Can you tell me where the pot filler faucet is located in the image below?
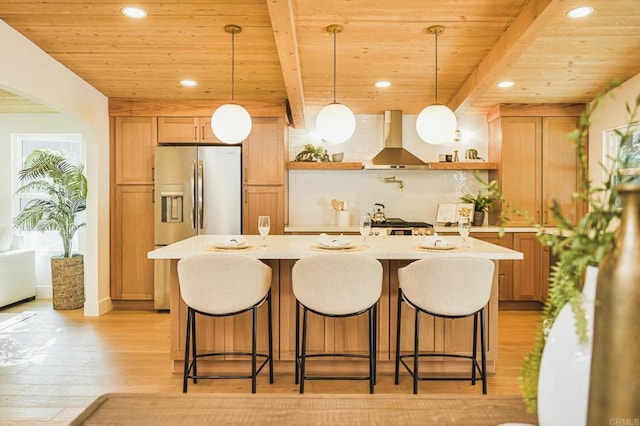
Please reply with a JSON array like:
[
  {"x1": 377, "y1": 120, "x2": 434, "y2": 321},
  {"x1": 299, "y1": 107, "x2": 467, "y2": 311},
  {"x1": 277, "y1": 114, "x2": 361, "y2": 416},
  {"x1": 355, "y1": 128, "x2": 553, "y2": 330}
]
[{"x1": 384, "y1": 175, "x2": 404, "y2": 189}]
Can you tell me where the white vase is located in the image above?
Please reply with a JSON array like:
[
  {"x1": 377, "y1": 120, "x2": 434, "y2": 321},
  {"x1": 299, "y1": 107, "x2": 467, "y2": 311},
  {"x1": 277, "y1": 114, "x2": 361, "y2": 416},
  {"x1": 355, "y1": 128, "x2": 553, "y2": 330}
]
[{"x1": 537, "y1": 265, "x2": 598, "y2": 426}]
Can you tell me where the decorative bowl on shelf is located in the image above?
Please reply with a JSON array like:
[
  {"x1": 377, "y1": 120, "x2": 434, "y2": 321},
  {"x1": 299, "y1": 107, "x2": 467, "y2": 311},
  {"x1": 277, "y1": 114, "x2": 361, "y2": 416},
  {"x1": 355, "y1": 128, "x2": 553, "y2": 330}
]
[{"x1": 331, "y1": 152, "x2": 344, "y2": 162}]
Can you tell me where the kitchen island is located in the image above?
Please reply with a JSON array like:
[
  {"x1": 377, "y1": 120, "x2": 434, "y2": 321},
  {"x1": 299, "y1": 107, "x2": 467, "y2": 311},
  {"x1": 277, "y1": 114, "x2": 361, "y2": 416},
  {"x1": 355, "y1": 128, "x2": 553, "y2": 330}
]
[{"x1": 148, "y1": 235, "x2": 523, "y2": 374}]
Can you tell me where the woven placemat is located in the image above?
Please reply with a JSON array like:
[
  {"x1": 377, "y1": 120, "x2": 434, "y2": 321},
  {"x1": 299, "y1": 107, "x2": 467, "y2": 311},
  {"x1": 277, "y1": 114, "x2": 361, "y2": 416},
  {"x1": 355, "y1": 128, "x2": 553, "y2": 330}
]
[
  {"x1": 310, "y1": 245, "x2": 364, "y2": 252},
  {"x1": 412, "y1": 245, "x2": 462, "y2": 252},
  {"x1": 204, "y1": 244, "x2": 259, "y2": 252}
]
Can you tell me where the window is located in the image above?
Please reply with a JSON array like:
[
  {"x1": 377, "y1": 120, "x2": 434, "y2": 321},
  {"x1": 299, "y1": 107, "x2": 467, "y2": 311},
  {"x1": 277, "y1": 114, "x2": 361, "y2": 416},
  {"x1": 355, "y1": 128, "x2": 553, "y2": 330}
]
[{"x1": 12, "y1": 133, "x2": 84, "y2": 253}]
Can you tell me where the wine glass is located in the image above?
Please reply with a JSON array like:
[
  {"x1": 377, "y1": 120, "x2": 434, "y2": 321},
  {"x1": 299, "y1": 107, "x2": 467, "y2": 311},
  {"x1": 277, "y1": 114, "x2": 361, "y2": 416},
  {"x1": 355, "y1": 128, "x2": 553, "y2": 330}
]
[
  {"x1": 258, "y1": 216, "x2": 270, "y2": 248},
  {"x1": 359, "y1": 215, "x2": 372, "y2": 247},
  {"x1": 458, "y1": 216, "x2": 471, "y2": 249}
]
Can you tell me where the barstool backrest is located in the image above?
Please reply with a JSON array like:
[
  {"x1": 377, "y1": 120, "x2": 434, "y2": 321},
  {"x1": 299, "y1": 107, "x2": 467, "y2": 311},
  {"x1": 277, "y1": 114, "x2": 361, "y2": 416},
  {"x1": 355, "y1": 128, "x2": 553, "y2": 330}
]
[
  {"x1": 292, "y1": 254, "x2": 383, "y2": 315},
  {"x1": 178, "y1": 254, "x2": 271, "y2": 315},
  {"x1": 398, "y1": 257, "x2": 494, "y2": 316}
]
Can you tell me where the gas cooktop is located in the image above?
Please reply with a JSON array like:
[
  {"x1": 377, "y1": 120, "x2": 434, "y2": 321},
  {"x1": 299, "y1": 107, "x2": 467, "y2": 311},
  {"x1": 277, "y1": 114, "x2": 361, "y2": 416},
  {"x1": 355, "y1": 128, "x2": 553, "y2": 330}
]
[{"x1": 371, "y1": 218, "x2": 433, "y2": 228}]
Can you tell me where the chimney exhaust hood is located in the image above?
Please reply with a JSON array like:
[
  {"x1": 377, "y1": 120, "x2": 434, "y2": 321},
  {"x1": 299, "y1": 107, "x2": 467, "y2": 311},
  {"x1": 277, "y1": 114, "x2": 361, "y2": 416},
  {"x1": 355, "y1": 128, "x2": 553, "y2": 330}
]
[{"x1": 364, "y1": 110, "x2": 430, "y2": 169}]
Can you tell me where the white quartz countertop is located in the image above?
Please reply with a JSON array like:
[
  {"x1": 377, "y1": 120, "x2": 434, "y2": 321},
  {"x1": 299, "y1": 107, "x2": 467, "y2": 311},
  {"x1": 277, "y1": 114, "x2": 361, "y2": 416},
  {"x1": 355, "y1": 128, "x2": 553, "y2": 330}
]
[
  {"x1": 148, "y1": 234, "x2": 523, "y2": 261},
  {"x1": 284, "y1": 224, "x2": 542, "y2": 234}
]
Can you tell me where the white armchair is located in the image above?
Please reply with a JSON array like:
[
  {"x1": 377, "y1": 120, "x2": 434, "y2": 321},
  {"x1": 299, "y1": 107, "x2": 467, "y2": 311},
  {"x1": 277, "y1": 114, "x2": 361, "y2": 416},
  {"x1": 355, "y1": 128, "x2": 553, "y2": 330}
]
[{"x1": 0, "y1": 225, "x2": 36, "y2": 309}]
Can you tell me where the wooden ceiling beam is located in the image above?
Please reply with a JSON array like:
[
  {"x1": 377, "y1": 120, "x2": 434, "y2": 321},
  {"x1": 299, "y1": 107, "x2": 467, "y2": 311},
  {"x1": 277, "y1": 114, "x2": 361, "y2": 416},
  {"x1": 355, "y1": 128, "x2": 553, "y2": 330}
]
[
  {"x1": 266, "y1": 0, "x2": 307, "y2": 128},
  {"x1": 449, "y1": 0, "x2": 561, "y2": 115}
]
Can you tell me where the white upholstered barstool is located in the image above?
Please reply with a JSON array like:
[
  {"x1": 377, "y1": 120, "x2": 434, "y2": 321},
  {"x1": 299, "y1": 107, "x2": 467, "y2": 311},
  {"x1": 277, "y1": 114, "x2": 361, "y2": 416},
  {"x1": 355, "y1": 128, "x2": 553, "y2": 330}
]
[
  {"x1": 394, "y1": 256, "x2": 495, "y2": 394},
  {"x1": 292, "y1": 253, "x2": 383, "y2": 394},
  {"x1": 177, "y1": 254, "x2": 273, "y2": 393}
]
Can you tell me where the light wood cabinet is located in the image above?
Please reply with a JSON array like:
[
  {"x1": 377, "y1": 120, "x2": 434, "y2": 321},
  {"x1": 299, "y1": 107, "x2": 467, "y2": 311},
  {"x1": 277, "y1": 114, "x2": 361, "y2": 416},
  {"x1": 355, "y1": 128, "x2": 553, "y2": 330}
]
[
  {"x1": 243, "y1": 186, "x2": 284, "y2": 235},
  {"x1": 111, "y1": 116, "x2": 157, "y2": 304},
  {"x1": 471, "y1": 233, "x2": 514, "y2": 302},
  {"x1": 242, "y1": 118, "x2": 285, "y2": 185},
  {"x1": 111, "y1": 185, "x2": 155, "y2": 301},
  {"x1": 242, "y1": 117, "x2": 286, "y2": 234},
  {"x1": 114, "y1": 116, "x2": 156, "y2": 184},
  {"x1": 489, "y1": 111, "x2": 583, "y2": 227},
  {"x1": 512, "y1": 233, "x2": 545, "y2": 301},
  {"x1": 157, "y1": 116, "x2": 220, "y2": 143}
]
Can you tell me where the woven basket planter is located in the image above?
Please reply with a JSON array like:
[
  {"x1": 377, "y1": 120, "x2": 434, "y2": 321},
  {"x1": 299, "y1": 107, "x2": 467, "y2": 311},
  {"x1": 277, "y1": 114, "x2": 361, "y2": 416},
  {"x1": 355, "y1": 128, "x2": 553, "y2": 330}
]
[{"x1": 51, "y1": 255, "x2": 85, "y2": 310}]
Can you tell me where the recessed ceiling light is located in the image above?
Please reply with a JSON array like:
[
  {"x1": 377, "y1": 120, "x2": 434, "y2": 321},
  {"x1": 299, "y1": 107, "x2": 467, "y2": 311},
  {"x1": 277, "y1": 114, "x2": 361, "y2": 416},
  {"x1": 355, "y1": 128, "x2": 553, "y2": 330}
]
[
  {"x1": 180, "y1": 80, "x2": 198, "y2": 87},
  {"x1": 566, "y1": 6, "x2": 593, "y2": 18},
  {"x1": 497, "y1": 81, "x2": 515, "y2": 88},
  {"x1": 375, "y1": 81, "x2": 392, "y2": 88},
  {"x1": 121, "y1": 7, "x2": 147, "y2": 19}
]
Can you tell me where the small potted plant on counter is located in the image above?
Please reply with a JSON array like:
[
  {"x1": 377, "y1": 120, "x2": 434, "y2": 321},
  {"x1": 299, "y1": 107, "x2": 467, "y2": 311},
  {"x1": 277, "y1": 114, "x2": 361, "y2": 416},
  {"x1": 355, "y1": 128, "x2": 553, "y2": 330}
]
[{"x1": 460, "y1": 192, "x2": 492, "y2": 226}]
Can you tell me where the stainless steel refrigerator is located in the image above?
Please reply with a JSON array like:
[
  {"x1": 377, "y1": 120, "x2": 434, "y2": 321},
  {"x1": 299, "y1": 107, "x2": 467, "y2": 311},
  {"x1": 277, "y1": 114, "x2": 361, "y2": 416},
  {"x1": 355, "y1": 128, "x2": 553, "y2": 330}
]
[{"x1": 153, "y1": 145, "x2": 241, "y2": 309}]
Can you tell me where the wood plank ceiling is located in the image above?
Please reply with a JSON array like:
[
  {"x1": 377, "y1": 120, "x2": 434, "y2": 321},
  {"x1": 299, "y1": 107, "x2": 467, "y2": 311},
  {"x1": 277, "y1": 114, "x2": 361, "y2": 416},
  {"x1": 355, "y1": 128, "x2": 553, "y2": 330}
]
[{"x1": 0, "y1": 0, "x2": 638, "y2": 127}]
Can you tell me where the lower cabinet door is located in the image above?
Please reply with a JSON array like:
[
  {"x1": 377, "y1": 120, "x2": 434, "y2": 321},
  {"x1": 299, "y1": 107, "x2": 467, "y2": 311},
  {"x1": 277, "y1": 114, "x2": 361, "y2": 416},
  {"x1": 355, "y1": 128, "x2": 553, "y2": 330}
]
[
  {"x1": 242, "y1": 185, "x2": 284, "y2": 235},
  {"x1": 112, "y1": 185, "x2": 154, "y2": 300}
]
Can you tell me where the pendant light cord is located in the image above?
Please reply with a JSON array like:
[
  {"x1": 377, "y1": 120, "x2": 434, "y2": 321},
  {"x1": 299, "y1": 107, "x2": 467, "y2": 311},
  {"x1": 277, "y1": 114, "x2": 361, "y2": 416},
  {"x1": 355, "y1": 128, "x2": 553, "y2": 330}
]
[
  {"x1": 434, "y1": 29, "x2": 438, "y2": 104},
  {"x1": 332, "y1": 29, "x2": 337, "y2": 104},
  {"x1": 231, "y1": 30, "x2": 236, "y2": 102}
]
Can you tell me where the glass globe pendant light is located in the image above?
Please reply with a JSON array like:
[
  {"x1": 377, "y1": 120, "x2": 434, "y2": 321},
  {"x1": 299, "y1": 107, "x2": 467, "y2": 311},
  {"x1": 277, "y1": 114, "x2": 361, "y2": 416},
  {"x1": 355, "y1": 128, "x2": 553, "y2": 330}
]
[
  {"x1": 211, "y1": 24, "x2": 252, "y2": 144},
  {"x1": 316, "y1": 24, "x2": 356, "y2": 145},
  {"x1": 415, "y1": 25, "x2": 457, "y2": 145}
]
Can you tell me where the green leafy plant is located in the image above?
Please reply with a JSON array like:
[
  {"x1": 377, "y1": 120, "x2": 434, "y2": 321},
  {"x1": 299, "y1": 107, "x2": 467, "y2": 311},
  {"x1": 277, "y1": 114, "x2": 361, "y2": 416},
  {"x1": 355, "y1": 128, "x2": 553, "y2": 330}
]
[
  {"x1": 13, "y1": 149, "x2": 88, "y2": 258},
  {"x1": 485, "y1": 85, "x2": 640, "y2": 412},
  {"x1": 294, "y1": 144, "x2": 324, "y2": 162},
  {"x1": 460, "y1": 192, "x2": 493, "y2": 212}
]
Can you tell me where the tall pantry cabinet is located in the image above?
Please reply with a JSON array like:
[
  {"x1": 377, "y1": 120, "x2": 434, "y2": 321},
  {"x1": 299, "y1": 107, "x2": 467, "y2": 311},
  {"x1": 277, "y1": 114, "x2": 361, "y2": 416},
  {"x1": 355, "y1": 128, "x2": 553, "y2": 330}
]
[
  {"x1": 488, "y1": 104, "x2": 585, "y2": 303},
  {"x1": 110, "y1": 117, "x2": 157, "y2": 307},
  {"x1": 242, "y1": 117, "x2": 286, "y2": 235}
]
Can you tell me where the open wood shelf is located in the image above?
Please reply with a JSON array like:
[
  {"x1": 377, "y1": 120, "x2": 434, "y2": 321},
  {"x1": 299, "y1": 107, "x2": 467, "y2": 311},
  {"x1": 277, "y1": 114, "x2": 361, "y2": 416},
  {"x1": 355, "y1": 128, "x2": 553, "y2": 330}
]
[
  {"x1": 287, "y1": 161, "x2": 496, "y2": 171},
  {"x1": 426, "y1": 162, "x2": 497, "y2": 170},
  {"x1": 287, "y1": 161, "x2": 363, "y2": 170}
]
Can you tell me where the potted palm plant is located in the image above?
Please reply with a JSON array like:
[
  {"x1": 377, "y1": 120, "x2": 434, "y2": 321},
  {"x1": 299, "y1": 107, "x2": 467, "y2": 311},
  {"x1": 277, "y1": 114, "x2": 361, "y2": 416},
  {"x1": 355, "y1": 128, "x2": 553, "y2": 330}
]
[
  {"x1": 460, "y1": 192, "x2": 493, "y2": 226},
  {"x1": 13, "y1": 149, "x2": 87, "y2": 310}
]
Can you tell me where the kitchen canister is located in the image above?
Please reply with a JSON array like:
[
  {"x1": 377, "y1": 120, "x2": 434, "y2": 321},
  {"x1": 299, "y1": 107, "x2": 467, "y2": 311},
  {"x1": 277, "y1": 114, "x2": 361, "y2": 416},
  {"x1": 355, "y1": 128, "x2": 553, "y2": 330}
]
[{"x1": 336, "y1": 211, "x2": 351, "y2": 227}]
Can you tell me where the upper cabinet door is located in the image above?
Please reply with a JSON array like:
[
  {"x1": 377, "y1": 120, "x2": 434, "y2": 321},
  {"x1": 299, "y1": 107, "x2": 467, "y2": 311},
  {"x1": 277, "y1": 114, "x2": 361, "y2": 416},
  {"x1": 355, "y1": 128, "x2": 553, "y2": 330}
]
[
  {"x1": 115, "y1": 116, "x2": 157, "y2": 184},
  {"x1": 542, "y1": 116, "x2": 581, "y2": 226},
  {"x1": 157, "y1": 117, "x2": 198, "y2": 143},
  {"x1": 500, "y1": 116, "x2": 542, "y2": 225},
  {"x1": 199, "y1": 116, "x2": 221, "y2": 143},
  {"x1": 157, "y1": 117, "x2": 222, "y2": 143},
  {"x1": 242, "y1": 118, "x2": 285, "y2": 185}
]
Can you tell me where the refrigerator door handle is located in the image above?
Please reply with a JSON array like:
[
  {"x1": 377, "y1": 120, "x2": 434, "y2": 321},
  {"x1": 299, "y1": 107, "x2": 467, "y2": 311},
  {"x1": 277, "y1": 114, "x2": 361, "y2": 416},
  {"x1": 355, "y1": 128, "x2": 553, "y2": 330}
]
[
  {"x1": 190, "y1": 160, "x2": 196, "y2": 229},
  {"x1": 198, "y1": 160, "x2": 204, "y2": 230}
]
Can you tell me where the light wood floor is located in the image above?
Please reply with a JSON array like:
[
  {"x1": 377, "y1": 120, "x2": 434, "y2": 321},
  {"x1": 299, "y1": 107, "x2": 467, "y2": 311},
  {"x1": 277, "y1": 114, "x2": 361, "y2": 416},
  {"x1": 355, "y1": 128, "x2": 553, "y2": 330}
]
[{"x1": 0, "y1": 300, "x2": 541, "y2": 425}]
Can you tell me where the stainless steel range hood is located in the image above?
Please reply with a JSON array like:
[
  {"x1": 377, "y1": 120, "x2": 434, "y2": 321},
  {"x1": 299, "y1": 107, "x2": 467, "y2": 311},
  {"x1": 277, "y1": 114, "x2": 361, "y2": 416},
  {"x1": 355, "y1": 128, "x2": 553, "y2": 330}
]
[{"x1": 364, "y1": 110, "x2": 430, "y2": 169}]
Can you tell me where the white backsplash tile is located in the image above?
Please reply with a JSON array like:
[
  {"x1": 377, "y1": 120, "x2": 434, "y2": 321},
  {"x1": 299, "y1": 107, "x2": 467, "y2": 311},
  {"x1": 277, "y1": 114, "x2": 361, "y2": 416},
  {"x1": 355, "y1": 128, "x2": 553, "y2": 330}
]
[{"x1": 288, "y1": 112, "x2": 489, "y2": 226}]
